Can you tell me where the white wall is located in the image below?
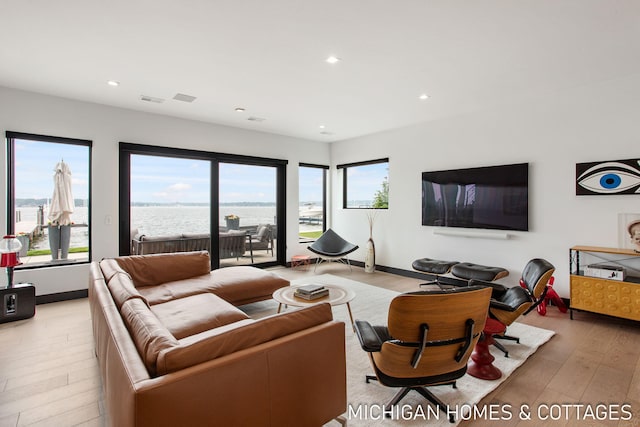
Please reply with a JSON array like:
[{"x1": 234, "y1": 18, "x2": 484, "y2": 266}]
[
  {"x1": 3, "y1": 70, "x2": 639, "y2": 299},
  {"x1": 0, "y1": 86, "x2": 330, "y2": 296},
  {"x1": 330, "y1": 73, "x2": 640, "y2": 297}
]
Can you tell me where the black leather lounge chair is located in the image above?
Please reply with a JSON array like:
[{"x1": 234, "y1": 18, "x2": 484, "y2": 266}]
[
  {"x1": 470, "y1": 258, "x2": 555, "y2": 356},
  {"x1": 307, "y1": 228, "x2": 359, "y2": 272},
  {"x1": 354, "y1": 286, "x2": 492, "y2": 423}
]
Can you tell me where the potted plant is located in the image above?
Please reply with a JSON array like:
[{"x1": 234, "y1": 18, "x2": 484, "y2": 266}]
[
  {"x1": 225, "y1": 214, "x2": 240, "y2": 230},
  {"x1": 48, "y1": 220, "x2": 72, "y2": 260},
  {"x1": 16, "y1": 233, "x2": 29, "y2": 257}
]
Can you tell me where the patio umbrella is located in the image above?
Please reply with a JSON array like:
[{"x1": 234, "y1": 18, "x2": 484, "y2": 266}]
[
  {"x1": 48, "y1": 160, "x2": 74, "y2": 260},
  {"x1": 48, "y1": 160, "x2": 74, "y2": 226}
]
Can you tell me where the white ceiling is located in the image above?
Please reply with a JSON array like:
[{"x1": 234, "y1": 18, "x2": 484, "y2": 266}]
[{"x1": 1, "y1": 1, "x2": 639, "y2": 142}]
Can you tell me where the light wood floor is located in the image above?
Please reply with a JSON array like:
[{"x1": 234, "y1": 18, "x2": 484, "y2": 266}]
[{"x1": 1, "y1": 264, "x2": 639, "y2": 426}]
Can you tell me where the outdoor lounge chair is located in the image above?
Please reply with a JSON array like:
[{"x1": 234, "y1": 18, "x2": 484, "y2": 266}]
[
  {"x1": 219, "y1": 230, "x2": 247, "y2": 260},
  {"x1": 249, "y1": 224, "x2": 274, "y2": 257},
  {"x1": 307, "y1": 228, "x2": 359, "y2": 272}
]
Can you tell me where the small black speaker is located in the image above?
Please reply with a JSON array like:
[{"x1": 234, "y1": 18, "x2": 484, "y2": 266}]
[{"x1": 0, "y1": 283, "x2": 35, "y2": 323}]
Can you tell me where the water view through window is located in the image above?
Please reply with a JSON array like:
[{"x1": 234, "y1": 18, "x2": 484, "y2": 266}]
[
  {"x1": 129, "y1": 156, "x2": 278, "y2": 266},
  {"x1": 130, "y1": 155, "x2": 211, "y2": 237},
  {"x1": 10, "y1": 136, "x2": 90, "y2": 267},
  {"x1": 343, "y1": 160, "x2": 389, "y2": 208},
  {"x1": 219, "y1": 163, "x2": 277, "y2": 266},
  {"x1": 298, "y1": 165, "x2": 325, "y2": 241}
]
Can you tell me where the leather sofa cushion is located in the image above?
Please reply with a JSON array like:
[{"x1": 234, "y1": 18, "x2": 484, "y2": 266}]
[
  {"x1": 104, "y1": 270, "x2": 149, "y2": 309},
  {"x1": 99, "y1": 258, "x2": 130, "y2": 282},
  {"x1": 138, "y1": 266, "x2": 289, "y2": 306},
  {"x1": 207, "y1": 266, "x2": 289, "y2": 305},
  {"x1": 115, "y1": 251, "x2": 211, "y2": 287},
  {"x1": 120, "y1": 298, "x2": 179, "y2": 376},
  {"x1": 151, "y1": 293, "x2": 250, "y2": 339},
  {"x1": 98, "y1": 259, "x2": 148, "y2": 308},
  {"x1": 137, "y1": 274, "x2": 212, "y2": 305},
  {"x1": 156, "y1": 303, "x2": 333, "y2": 375}
]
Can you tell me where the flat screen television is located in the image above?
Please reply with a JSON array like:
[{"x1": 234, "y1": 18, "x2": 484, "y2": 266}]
[{"x1": 422, "y1": 163, "x2": 529, "y2": 232}]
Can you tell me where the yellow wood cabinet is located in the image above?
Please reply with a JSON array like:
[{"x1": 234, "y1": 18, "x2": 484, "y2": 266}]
[{"x1": 570, "y1": 246, "x2": 640, "y2": 321}]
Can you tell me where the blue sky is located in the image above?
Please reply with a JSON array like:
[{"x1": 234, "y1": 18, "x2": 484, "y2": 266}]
[
  {"x1": 299, "y1": 166, "x2": 324, "y2": 203},
  {"x1": 345, "y1": 162, "x2": 389, "y2": 203},
  {"x1": 132, "y1": 155, "x2": 278, "y2": 204},
  {"x1": 15, "y1": 139, "x2": 89, "y2": 201},
  {"x1": 131, "y1": 157, "x2": 388, "y2": 204},
  {"x1": 131, "y1": 155, "x2": 211, "y2": 203},
  {"x1": 14, "y1": 141, "x2": 387, "y2": 205}
]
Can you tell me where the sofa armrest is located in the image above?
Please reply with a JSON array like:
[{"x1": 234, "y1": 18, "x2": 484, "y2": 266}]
[
  {"x1": 114, "y1": 251, "x2": 212, "y2": 287},
  {"x1": 156, "y1": 303, "x2": 333, "y2": 375},
  {"x1": 131, "y1": 320, "x2": 346, "y2": 427}
]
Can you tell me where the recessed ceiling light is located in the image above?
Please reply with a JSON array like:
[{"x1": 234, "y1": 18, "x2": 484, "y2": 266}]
[
  {"x1": 419, "y1": 93, "x2": 430, "y2": 100},
  {"x1": 235, "y1": 107, "x2": 246, "y2": 112},
  {"x1": 107, "y1": 80, "x2": 120, "y2": 87},
  {"x1": 319, "y1": 125, "x2": 326, "y2": 129},
  {"x1": 326, "y1": 56, "x2": 341, "y2": 64}
]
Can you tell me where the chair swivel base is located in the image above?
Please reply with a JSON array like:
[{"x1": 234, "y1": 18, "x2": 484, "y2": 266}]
[
  {"x1": 467, "y1": 318, "x2": 504, "y2": 380},
  {"x1": 365, "y1": 375, "x2": 456, "y2": 423},
  {"x1": 493, "y1": 333, "x2": 520, "y2": 357}
]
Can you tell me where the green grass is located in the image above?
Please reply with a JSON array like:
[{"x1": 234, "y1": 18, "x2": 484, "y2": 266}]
[
  {"x1": 27, "y1": 247, "x2": 89, "y2": 256},
  {"x1": 299, "y1": 231, "x2": 323, "y2": 239}
]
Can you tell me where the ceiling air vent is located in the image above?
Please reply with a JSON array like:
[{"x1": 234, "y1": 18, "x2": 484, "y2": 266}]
[
  {"x1": 247, "y1": 116, "x2": 266, "y2": 122},
  {"x1": 173, "y1": 93, "x2": 197, "y2": 103},
  {"x1": 140, "y1": 95, "x2": 165, "y2": 103}
]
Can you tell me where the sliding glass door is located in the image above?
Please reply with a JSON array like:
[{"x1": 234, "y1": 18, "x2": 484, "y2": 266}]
[
  {"x1": 218, "y1": 163, "x2": 277, "y2": 266},
  {"x1": 129, "y1": 154, "x2": 211, "y2": 256},
  {"x1": 119, "y1": 143, "x2": 286, "y2": 270}
]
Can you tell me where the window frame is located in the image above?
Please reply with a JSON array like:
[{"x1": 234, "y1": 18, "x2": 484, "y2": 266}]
[
  {"x1": 119, "y1": 142, "x2": 287, "y2": 270},
  {"x1": 6, "y1": 131, "x2": 93, "y2": 269},
  {"x1": 298, "y1": 163, "x2": 329, "y2": 241},
  {"x1": 337, "y1": 157, "x2": 389, "y2": 209}
]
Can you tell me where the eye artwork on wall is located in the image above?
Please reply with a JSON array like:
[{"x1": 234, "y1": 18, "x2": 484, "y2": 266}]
[{"x1": 576, "y1": 158, "x2": 640, "y2": 195}]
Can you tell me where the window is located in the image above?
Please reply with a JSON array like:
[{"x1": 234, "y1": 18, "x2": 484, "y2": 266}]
[
  {"x1": 219, "y1": 162, "x2": 278, "y2": 266},
  {"x1": 119, "y1": 142, "x2": 287, "y2": 269},
  {"x1": 298, "y1": 164, "x2": 327, "y2": 241},
  {"x1": 6, "y1": 132, "x2": 91, "y2": 267},
  {"x1": 130, "y1": 153, "x2": 211, "y2": 253},
  {"x1": 337, "y1": 158, "x2": 389, "y2": 209}
]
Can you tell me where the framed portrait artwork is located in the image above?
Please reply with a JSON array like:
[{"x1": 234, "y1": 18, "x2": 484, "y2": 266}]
[{"x1": 619, "y1": 213, "x2": 640, "y2": 253}]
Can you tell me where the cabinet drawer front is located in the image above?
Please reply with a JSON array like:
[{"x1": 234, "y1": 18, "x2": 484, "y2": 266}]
[{"x1": 570, "y1": 276, "x2": 640, "y2": 321}]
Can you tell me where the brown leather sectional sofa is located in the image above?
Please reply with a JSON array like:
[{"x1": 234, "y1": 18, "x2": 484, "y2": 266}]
[{"x1": 89, "y1": 251, "x2": 347, "y2": 426}]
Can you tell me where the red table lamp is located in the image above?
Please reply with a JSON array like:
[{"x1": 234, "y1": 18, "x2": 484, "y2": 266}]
[{"x1": 0, "y1": 235, "x2": 23, "y2": 288}]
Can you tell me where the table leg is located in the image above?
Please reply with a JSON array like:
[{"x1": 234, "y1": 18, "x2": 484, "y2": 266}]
[
  {"x1": 277, "y1": 303, "x2": 283, "y2": 313},
  {"x1": 467, "y1": 333, "x2": 502, "y2": 380}
]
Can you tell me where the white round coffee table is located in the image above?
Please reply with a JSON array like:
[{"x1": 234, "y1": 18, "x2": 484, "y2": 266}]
[{"x1": 273, "y1": 283, "x2": 356, "y2": 330}]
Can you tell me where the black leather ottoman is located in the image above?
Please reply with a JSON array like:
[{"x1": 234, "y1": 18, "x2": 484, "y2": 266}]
[
  {"x1": 412, "y1": 258, "x2": 459, "y2": 275},
  {"x1": 451, "y1": 262, "x2": 509, "y2": 281},
  {"x1": 412, "y1": 258, "x2": 461, "y2": 289}
]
